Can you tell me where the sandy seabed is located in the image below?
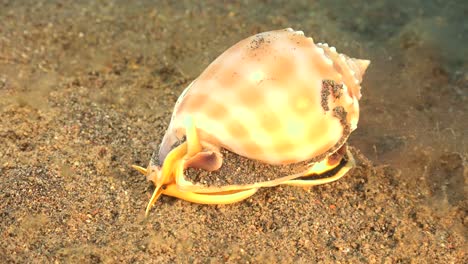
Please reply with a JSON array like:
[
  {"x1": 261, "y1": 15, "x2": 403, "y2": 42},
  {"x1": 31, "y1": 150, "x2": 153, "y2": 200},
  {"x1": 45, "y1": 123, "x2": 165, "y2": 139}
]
[{"x1": 0, "y1": 1, "x2": 466, "y2": 263}]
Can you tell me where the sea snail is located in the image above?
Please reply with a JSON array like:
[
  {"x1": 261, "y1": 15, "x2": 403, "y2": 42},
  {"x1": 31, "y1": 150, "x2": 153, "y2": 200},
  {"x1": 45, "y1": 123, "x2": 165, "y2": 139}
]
[{"x1": 133, "y1": 28, "x2": 370, "y2": 215}]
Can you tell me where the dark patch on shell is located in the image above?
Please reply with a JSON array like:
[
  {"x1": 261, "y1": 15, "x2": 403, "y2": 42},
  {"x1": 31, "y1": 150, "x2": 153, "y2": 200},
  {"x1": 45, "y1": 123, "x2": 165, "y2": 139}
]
[
  {"x1": 250, "y1": 34, "x2": 267, "y2": 50},
  {"x1": 321, "y1": 80, "x2": 344, "y2": 112},
  {"x1": 331, "y1": 82, "x2": 343, "y2": 99},
  {"x1": 333, "y1": 106, "x2": 348, "y2": 126},
  {"x1": 333, "y1": 106, "x2": 351, "y2": 147},
  {"x1": 321, "y1": 81, "x2": 331, "y2": 112}
]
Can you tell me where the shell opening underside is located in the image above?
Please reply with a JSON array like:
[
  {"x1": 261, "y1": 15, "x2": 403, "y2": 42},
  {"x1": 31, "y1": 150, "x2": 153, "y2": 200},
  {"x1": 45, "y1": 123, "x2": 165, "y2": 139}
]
[{"x1": 181, "y1": 144, "x2": 351, "y2": 191}]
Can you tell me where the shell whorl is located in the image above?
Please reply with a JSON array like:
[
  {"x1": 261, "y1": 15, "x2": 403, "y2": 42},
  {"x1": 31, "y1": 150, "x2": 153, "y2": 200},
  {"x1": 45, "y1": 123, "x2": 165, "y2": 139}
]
[{"x1": 316, "y1": 43, "x2": 370, "y2": 100}]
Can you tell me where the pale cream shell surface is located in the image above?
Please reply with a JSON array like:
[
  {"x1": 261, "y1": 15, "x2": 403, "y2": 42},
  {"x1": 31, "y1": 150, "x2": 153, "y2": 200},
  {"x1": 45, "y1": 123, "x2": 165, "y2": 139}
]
[{"x1": 159, "y1": 28, "x2": 369, "y2": 166}]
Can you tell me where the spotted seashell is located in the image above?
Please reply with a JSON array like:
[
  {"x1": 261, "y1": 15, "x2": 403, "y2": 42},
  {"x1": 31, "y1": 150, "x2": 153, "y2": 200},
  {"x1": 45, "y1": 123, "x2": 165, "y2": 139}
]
[{"x1": 157, "y1": 28, "x2": 370, "y2": 168}]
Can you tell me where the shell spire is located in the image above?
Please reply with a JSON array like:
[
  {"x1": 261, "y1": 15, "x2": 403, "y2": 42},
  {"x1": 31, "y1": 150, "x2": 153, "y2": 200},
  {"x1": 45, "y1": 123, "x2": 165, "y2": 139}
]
[
  {"x1": 355, "y1": 59, "x2": 371, "y2": 77},
  {"x1": 347, "y1": 58, "x2": 370, "y2": 99},
  {"x1": 316, "y1": 43, "x2": 370, "y2": 100}
]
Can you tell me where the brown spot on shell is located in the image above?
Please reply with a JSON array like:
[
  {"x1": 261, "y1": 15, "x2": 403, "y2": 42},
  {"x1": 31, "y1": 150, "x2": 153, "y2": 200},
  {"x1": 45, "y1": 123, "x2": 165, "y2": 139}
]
[
  {"x1": 205, "y1": 100, "x2": 230, "y2": 121},
  {"x1": 257, "y1": 110, "x2": 282, "y2": 134},
  {"x1": 237, "y1": 85, "x2": 263, "y2": 108},
  {"x1": 225, "y1": 120, "x2": 250, "y2": 139},
  {"x1": 272, "y1": 139, "x2": 296, "y2": 157},
  {"x1": 269, "y1": 54, "x2": 296, "y2": 85},
  {"x1": 179, "y1": 93, "x2": 210, "y2": 113}
]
